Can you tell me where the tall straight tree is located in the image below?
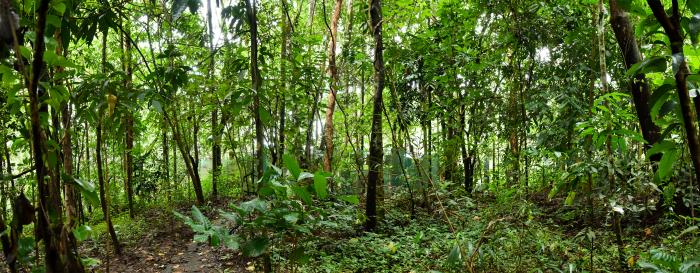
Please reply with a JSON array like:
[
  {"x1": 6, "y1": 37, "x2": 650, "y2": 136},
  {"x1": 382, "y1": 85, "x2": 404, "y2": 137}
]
[
  {"x1": 322, "y1": 0, "x2": 343, "y2": 173},
  {"x1": 244, "y1": 0, "x2": 265, "y2": 180},
  {"x1": 97, "y1": 28, "x2": 121, "y2": 254},
  {"x1": 207, "y1": 0, "x2": 221, "y2": 196},
  {"x1": 122, "y1": 19, "x2": 135, "y2": 219},
  {"x1": 365, "y1": 0, "x2": 385, "y2": 231}
]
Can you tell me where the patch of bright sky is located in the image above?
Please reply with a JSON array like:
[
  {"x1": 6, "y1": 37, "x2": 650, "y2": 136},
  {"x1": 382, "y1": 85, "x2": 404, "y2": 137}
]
[{"x1": 198, "y1": 0, "x2": 225, "y2": 48}]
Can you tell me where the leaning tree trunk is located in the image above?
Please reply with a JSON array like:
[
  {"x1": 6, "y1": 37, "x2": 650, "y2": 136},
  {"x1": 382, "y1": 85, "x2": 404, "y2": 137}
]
[
  {"x1": 365, "y1": 0, "x2": 385, "y2": 232},
  {"x1": 646, "y1": 0, "x2": 700, "y2": 190},
  {"x1": 609, "y1": 0, "x2": 660, "y2": 159}
]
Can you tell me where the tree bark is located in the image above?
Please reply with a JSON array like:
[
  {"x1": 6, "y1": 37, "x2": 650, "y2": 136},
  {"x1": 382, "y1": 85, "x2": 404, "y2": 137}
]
[
  {"x1": 122, "y1": 22, "x2": 135, "y2": 219},
  {"x1": 365, "y1": 0, "x2": 385, "y2": 231},
  {"x1": 98, "y1": 29, "x2": 121, "y2": 255},
  {"x1": 322, "y1": 0, "x2": 343, "y2": 174},
  {"x1": 609, "y1": 0, "x2": 660, "y2": 160},
  {"x1": 22, "y1": 0, "x2": 77, "y2": 271},
  {"x1": 245, "y1": 0, "x2": 265, "y2": 181},
  {"x1": 278, "y1": 0, "x2": 292, "y2": 165},
  {"x1": 646, "y1": 0, "x2": 700, "y2": 189},
  {"x1": 207, "y1": 0, "x2": 221, "y2": 197}
]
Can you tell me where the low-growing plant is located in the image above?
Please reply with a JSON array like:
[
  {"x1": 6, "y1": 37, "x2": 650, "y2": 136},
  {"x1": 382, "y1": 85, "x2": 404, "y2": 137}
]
[{"x1": 175, "y1": 154, "x2": 358, "y2": 272}]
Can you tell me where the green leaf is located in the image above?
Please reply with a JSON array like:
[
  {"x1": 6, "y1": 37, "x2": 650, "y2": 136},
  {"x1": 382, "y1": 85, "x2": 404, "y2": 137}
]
[
  {"x1": 690, "y1": 1, "x2": 700, "y2": 14},
  {"x1": 678, "y1": 226, "x2": 698, "y2": 238},
  {"x1": 242, "y1": 237, "x2": 269, "y2": 257},
  {"x1": 292, "y1": 186, "x2": 312, "y2": 204},
  {"x1": 259, "y1": 107, "x2": 272, "y2": 125},
  {"x1": 338, "y1": 195, "x2": 359, "y2": 205},
  {"x1": 283, "y1": 154, "x2": 301, "y2": 180},
  {"x1": 691, "y1": 14, "x2": 700, "y2": 44},
  {"x1": 565, "y1": 191, "x2": 576, "y2": 206},
  {"x1": 70, "y1": 177, "x2": 100, "y2": 208},
  {"x1": 73, "y1": 225, "x2": 92, "y2": 241},
  {"x1": 194, "y1": 234, "x2": 208, "y2": 243},
  {"x1": 219, "y1": 210, "x2": 241, "y2": 225},
  {"x1": 626, "y1": 56, "x2": 667, "y2": 77},
  {"x1": 447, "y1": 244, "x2": 462, "y2": 267},
  {"x1": 52, "y1": 2, "x2": 66, "y2": 14},
  {"x1": 297, "y1": 172, "x2": 314, "y2": 181},
  {"x1": 313, "y1": 171, "x2": 328, "y2": 199},
  {"x1": 647, "y1": 141, "x2": 675, "y2": 158},
  {"x1": 191, "y1": 206, "x2": 209, "y2": 226},
  {"x1": 239, "y1": 198, "x2": 268, "y2": 213},
  {"x1": 283, "y1": 213, "x2": 299, "y2": 224},
  {"x1": 617, "y1": 0, "x2": 633, "y2": 10},
  {"x1": 290, "y1": 246, "x2": 310, "y2": 264},
  {"x1": 658, "y1": 148, "x2": 679, "y2": 180}
]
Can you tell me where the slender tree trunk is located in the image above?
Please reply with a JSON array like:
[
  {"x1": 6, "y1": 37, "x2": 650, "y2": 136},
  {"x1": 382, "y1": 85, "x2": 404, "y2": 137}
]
[
  {"x1": 245, "y1": 0, "x2": 265, "y2": 182},
  {"x1": 98, "y1": 29, "x2": 121, "y2": 255},
  {"x1": 122, "y1": 22, "x2": 135, "y2": 219},
  {"x1": 96, "y1": 117, "x2": 121, "y2": 255},
  {"x1": 163, "y1": 120, "x2": 170, "y2": 201},
  {"x1": 322, "y1": 0, "x2": 343, "y2": 174},
  {"x1": 168, "y1": 115, "x2": 205, "y2": 204},
  {"x1": 279, "y1": 0, "x2": 292, "y2": 163},
  {"x1": 207, "y1": 0, "x2": 221, "y2": 197},
  {"x1": 646, "y1": 0, "x2": 700, "y2": 190},
  {"x1": 365, "y1": 0, "x2": 385, "y2": 231}
]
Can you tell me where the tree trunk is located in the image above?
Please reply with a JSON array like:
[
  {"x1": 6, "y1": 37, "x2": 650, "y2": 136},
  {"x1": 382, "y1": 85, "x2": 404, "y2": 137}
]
[
  {"x1": 322, "y1": 0, "x2": 343, "y2": 174},
  {"x1": 279, "y1": 0, "x2": 292, "y2": 164},
  {"x1": 163, "y1": 120, "x2": 170, "y2": 201},
  {"x1": 365, "y1": 0, "x2": 385, "y2": 231},
  {"x1": 646, "y1": 0, "x2": 700, "y2": 190},
  {"x1": 207, "y1": 0, "x2": 221, "y2": 197},
  {"x1": 122, "y1": 23, "x2": 135, "y2": 219},
  {"x1": 245, "y1": 0, "x2": 265, "y2": 182},
  {"x1": 609, "y1": 0, "x2": 660, "y2": 160},
  {"x1": 22, "y1": 0, "x2": 78, "y2": 271},
  {"x1": 96, "y1": 117, "x2": 121, "y2": 255},
  {"x1": 98, "y1": 29, "x2": 121, "y2": 255}
]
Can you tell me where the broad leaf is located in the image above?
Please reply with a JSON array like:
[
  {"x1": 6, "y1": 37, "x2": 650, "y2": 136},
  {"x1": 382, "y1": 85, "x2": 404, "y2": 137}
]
[
  {"x1": 242, "y1": 237, "x2": 269, "y2": 257},
  {"x1": 626, "y1": 56, "x2": 667, "y2": 77},
  {"x1": 283, "y1": 154, "x2": 301, "y2": 180},
  {"x1": 313, "y1": 171, "x2": 328, "y2": 199}
]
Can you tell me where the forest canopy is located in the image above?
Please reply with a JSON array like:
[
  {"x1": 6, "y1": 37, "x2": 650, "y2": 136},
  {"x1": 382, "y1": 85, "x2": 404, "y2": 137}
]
[{"x1": 1, "y1": 0, "x2": 700, "y2": 272}]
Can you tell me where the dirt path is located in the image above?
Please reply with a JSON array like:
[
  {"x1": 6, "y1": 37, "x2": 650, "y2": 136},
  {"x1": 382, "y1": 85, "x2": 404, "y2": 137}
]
[{"x1": 87, "y1": 210, "x2": 248, "y2": 273}]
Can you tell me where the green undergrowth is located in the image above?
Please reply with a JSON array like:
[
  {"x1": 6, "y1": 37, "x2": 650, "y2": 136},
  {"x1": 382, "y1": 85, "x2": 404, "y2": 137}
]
[{"x1": 85, "y1": 189, "x2": 699, "y2": 273}]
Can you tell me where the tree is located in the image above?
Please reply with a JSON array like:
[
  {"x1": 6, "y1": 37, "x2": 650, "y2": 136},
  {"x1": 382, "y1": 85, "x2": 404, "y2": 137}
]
[
  {"x1": 365, "y1": 0, "x2": 385, "y2": 231},
  {"x1": 645, "y1": 0, "x2": 700, "y2": 188},
  {"x1": 244, "y1": 0, "x2": 265, "y2": 182},
  {"x1": 608, "y1": 0, "x2": 660, "y2": 158},
  {"x1": 322, "y1": 0, "x2": 343, "y2": 174}
]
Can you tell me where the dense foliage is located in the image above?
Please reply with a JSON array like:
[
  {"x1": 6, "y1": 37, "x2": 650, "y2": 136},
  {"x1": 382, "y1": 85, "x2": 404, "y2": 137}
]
[{"x1": 0, "y1": 0, "x2": 699, "y2": 272}]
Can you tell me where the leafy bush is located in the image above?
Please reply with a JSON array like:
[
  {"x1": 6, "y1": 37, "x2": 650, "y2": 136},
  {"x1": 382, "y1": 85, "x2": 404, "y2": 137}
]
[{"x1": 175, "y1": 154, "x2": 358, "y2": 271}]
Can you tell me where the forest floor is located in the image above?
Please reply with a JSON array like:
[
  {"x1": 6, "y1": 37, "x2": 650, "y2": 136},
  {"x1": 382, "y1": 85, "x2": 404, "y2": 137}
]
[
  {"x1": 83, "y1": 199, "x2": 250, "y2": 273},
  {"x1": 77, "y1": 190, "x2": 697, "y2": 273}
]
